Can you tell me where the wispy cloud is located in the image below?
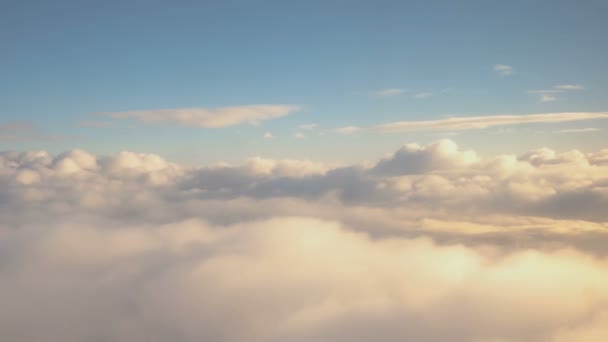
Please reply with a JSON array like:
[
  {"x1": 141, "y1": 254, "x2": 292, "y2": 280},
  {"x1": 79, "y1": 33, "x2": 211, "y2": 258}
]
[
  {"x1": 369, "y1": 88, "x2": 408, "y2": 97},
  {"x1": 294, "y1": 133, "x2": 305, "y2": 139},
  {"x1": 555, "y1": 84, "x2": 585, "y2": 90},
  {"x1": 102, "y1": 105, "x2": 299, "y2": 128},
  {"x1": 554, "y1": 127, "x2": 600, "y2": 134},
  {"x1": 528, "y1": 84, "x2": 584, "y2": 102},
  {"x1": 414, "y1": 92, "x2": 433, "y2": 99},
  {"x1": 263, "y1": 132, "x2": 273, "y2": 139},
  {"x1": 298, "y1": 123, "x2": 317, "y2": 130},
  {"x1": 0, "y1": 121, "x2": 74, "y2": 142},
  {"x1": 335, "y1": 126, "x2": 362, "y2": 134},
  {"x1": 494, "y1": 64, "x2": 513, "y2": 76},
  {"x1": 336, "y1": 112, "x2": 608, "y2": 134}
]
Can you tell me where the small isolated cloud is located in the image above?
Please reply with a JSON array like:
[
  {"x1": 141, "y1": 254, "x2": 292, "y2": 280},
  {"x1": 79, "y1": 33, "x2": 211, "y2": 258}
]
[
  {"x1": 294, "y1": 133, "x2": 305, "y2": 139},
  {"x1": 298, "y1": 123, "x2": 318, "y2": 130},
  {"x1": 529, "y1": 85, "x2": 584, "y2": 102},
  {"x1": 555, "y1": 84, "x2": 585, "y2": 90},
  {"x1": 370, "y1": 88, "x2": 408, "y2": 97},
  {"x1": 102, "y1": 105, "x2": 299, "y2": 128},
  {"x1": 335, "y1": 126, "x2": 362, "y2": 134},
  {"x1": 77, "y1": 120, "x2": 113, "y2": 128},
  {"x1": 554, "y1": 128, "x2": 600, "y2": 134},
  {"x1": 263, "y1": 132, "x2": 273, "y2": 139},
  {"x1": 414, "y1": 92, "x2": 434, "y2": 99},
  {"x1": 494, "y1": 64, "x2": 513, "y2": 76}
]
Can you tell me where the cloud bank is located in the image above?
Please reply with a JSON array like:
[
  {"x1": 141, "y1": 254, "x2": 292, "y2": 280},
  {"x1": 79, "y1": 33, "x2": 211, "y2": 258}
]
[{"x1": 2, "y1": 140, "x2": 608, "y2": 341}]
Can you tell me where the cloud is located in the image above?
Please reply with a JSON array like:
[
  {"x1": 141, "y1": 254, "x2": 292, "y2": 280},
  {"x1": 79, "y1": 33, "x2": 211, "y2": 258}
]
[
  {"x1": 414, "y1": 92, "x2": 434, "y2": 99},
  {"x1": 102, "y1": 105, "x2": 299, "y2": 128},
  {"x1": 370, "y1": 88, "x2": 408, "y2": 97},
  {"x1": 555, "y1": 84, "x2": 585, "y2": 90},
  {"x1": 294, "y1": 133, "x2": 305, "y2": 139},
  {"x1": 554, "y1": 128, "x2": 600, "y2": 134},
  {"x1": 263, "y1": 132, "x2": 273, "y2": 139},
  {"x1": 494, "y1": 64, "x2": 513, "y2": 76},
  {"x1": 335, "y1": 126, "x2": 362, "y2": 134},
  {"x1": 0, "y1": 121, "x2": 74, "y2": 142},
  {"x1": 3, "y1": 142, "x2": 608, "y2": 341},
  {"x1": 528, "y1": 85, "x2": 584, "y2": 102},
  {"x1": 298, "y1": 124, "x2": 318, "y2": 130},
  {"x1": 371, "y1": 112, "x2": 608, "y2": 133}
]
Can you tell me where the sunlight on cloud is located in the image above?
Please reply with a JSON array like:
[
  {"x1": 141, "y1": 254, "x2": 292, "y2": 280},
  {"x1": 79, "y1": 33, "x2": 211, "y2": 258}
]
[
  {"x1": 102, "y1": 105, "x2": 299, "y2": 128},
  {"x1": 2, "y1": 141, "x2": 608, "y2": 341}
]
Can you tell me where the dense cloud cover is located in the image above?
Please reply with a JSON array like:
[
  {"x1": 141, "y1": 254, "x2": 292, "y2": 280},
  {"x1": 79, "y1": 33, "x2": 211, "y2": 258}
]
[{"x1": 2, "y1": 140, "x2": 608, "y2": 341}]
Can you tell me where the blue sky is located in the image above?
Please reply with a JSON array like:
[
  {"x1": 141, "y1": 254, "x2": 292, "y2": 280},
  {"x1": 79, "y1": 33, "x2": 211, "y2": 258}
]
[{"x1": 1, "y1": 0, "x2": 607, "y2": 163}]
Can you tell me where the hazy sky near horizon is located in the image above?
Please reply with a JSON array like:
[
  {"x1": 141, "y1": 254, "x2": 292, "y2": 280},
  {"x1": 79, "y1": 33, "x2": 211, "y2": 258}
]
[{"x1": 2, "y1": 0, "x2": 608, "y2": 163}]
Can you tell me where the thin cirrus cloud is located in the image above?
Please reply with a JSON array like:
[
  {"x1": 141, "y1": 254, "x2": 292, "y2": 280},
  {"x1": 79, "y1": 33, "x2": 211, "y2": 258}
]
[
  {"x1": 0, "y1": 121, "x2": 73, "y2": 142},
  {"x1": 494, "y1": 64, "x2": 513, "y2": 76},
  {"x1": 554, "y1": 127, "x2": 600, "y2": 134},
  {"x1": 529, "y1": 84, "x2": 584, "y2": 102},
  {"x1": 335, "y1": 112, "x2": 608, "y2": 134},
  {"x1": 101, "y1": 104, "x2": 299, "y2": 128},
  {"x1": 369, "y1": 88, "x2": 409, "y2": 97}
]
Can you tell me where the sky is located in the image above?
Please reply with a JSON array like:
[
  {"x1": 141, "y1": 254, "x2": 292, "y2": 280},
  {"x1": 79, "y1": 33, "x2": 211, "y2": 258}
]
[
  {"x1": 2, "y1": 0, "x2": 608, "y2": 163},
  {"x1": 2, "y1": 2, "x2": 608, "y2": 341}
]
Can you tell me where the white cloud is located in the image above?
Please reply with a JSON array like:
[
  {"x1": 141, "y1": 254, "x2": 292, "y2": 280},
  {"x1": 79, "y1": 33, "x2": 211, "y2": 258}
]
[
  {"x1": 555, "y1": 84, "x2": 585, "y2": 90},
  {"x1": 294, "y1": 133, "x2": 305, "y2": 139},
  {"x1": 263, "y1": 132, "x2": 273, "y2": 139},
  {"x1": 370, "y1": 88, "x2": 408, "y2": 97},
  {"x1": 414, "y1": 92, "x2": 434, "y2": 99},
  {"x1": 528, "y1": 85, "x2": 584, "y2": 102},
  {"x1": 371, "y1": 112, "x2": 608, "y2": 133},
  {"x1": 554, "y1": 128, "x2": 600, "y2": 134},
  {"x1": 3, "y1": 142, "x2": 608, "y2": 341},
  {"x1": 298, "y1": 124, "x2": 318, "y2": 130},
  {"x1": 494, "y1": 64, "x2": 513, "y2": 76},
  {"x1": 335, "y1": 126, "x2": 362, "y2": 134},
  {"x1": 102, "y1": 105, "x2": 299, "y2": 128}
]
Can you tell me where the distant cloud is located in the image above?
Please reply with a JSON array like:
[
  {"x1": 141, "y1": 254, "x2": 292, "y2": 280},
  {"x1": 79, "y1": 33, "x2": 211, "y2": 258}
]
[
  {"x1": 555, "y1": 84, "x2": 585, "y2": 90},
  {"x1": 102, "y1": 105, "x2": 299, "y2": 128},
  {"x1": 0, "y1": 121, "x2": 73, "y2": 142},
  {"x1": 263, "y1": 132, "x2": 273, "y2": 139},
  {"x1": 367, "y1": 112, "x2": 608, "y2": 133},
  {"x1": 554, "y1": 128, "x2": 600, "y2": 134},
  {"x1": 294, "y1": 133, "x2": 305, "y2": 139},
  {"x1": 370, "y1": 88, "x2": 408, "y2": 97},
  {"x1": 494, "y1": 64, "x2": 513, "y2": 76},
  {"x1": 298, "y1": 124, "x2": 318, "y2": 130},
  {"x1": 529, "y1": 85, "x2": 584, "y2": 102},
  {"x1": 335, "y1": 126, "x2": 362, "y2": 134},
  {"x1": 414, "y1": 92, "x2": 433, "y2": 99},
  {"x1": 77, "y1": 120, "x2": 113, "y2": 128}
]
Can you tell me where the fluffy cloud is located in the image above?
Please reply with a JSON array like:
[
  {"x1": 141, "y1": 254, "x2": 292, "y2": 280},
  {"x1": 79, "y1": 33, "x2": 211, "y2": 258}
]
[
  {"x1": 2, "y1": 140, "x2": 608, "y2": 341},
  {"x1": 102, "y1": 105, "x2": 299, "y2": 128}
]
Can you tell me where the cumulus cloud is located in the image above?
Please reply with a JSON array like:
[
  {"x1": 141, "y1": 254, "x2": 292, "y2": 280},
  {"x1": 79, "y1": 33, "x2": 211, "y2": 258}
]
[
  {"x1": 102, "y1": 105, "x2": 299, "y2": 128},
  {"x1": 3, "y1": 141, "x2": 608, "y2": 341}
]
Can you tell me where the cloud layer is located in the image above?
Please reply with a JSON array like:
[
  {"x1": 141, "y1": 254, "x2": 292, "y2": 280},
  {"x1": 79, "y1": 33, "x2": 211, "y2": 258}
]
[{"x1": 2, "y1": 140, "x2": 608, "y2": 341}]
